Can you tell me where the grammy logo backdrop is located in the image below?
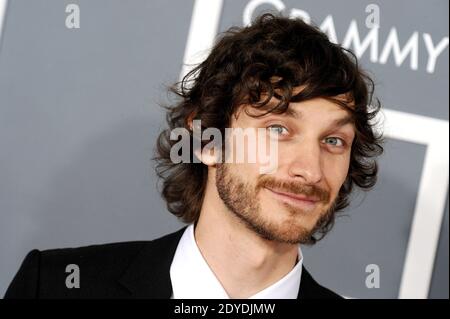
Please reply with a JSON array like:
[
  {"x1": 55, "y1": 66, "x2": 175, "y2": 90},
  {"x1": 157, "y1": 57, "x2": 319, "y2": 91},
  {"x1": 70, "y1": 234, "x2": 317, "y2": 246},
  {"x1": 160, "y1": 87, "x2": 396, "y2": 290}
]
[{"x1": 0, "y1": 0, "x2": 448, "y2": 298}]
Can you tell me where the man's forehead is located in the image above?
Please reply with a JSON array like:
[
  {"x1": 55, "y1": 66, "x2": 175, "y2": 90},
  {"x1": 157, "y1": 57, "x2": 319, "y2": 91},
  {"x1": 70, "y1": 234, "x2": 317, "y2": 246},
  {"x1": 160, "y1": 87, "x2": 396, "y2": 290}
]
[
  {"x1": 238, "y1": 95, "x2": 354, "y2": 120},
  {"x1": 270, "y1": 78, "x2": 354, "y2": 103},
  {"x1": 291, "y1": 87, "x2": 355, "y2": 108},
  {"x1": 233, "y1": 80, "x2": 356, "y2": 121}
]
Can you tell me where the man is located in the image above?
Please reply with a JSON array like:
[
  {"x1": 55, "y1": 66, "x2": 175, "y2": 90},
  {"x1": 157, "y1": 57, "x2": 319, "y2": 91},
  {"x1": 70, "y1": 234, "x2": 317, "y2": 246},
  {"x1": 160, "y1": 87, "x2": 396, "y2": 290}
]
[{"x1": 4, "y1": 13, "x2": 383, "y2": 299}]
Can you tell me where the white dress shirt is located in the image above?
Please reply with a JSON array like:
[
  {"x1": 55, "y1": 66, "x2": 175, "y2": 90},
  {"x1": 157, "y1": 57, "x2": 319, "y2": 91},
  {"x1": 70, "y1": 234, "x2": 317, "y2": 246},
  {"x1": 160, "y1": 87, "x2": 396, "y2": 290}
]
[{"x1": 170, "y1": 224, "x2": 303, "y2": 299}]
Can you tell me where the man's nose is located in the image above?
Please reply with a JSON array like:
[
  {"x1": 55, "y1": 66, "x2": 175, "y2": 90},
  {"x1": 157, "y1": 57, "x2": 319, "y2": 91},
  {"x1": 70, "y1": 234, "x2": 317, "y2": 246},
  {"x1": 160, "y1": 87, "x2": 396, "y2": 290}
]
[{"x1": 287, "y1": 139, "x2": 323, "y2": 184}]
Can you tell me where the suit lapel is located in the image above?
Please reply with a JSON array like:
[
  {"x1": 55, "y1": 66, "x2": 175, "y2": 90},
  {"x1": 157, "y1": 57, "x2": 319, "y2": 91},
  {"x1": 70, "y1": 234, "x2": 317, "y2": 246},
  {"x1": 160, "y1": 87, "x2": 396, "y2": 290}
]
[
  {"x1": 118, "y1": 226, "x2": 321, "y2": 299},
  {"x1": 118, "y1": 226, "x2": 187, "y2": 298},
  {"x1": 297, "y1": 266, "x2": 325, "y2": 299}
]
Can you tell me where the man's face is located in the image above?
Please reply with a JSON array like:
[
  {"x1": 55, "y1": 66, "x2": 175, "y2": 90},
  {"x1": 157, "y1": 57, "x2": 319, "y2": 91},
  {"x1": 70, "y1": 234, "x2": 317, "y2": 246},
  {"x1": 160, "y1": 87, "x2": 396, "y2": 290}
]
[{"x1": 215, "y1": 95, "x2": 355, "y2": 244}]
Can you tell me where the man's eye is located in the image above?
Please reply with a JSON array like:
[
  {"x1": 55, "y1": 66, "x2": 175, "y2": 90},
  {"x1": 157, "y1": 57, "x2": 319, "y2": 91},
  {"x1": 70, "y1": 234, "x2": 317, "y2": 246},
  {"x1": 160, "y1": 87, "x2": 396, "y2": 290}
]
[
  {"x1": 323, "y1": 137, "x2": 345, "y2": 147},
  {"x1": 267, "y1": 124, "x2": 289, "y2": 136}
]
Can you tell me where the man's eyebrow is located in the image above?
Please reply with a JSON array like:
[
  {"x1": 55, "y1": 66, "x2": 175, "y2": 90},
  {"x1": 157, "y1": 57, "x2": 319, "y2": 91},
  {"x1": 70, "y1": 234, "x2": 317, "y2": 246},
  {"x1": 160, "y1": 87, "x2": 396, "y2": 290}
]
[
  {"x1": 283, "y1": 107, "x2": 300, "y2": 119},
  {"x1": 258, "y1": 105, "x2": 300, "y2": 119},
  {"x1": 269, "y1": 107, "x2": 354, "y2": 127},
  {"x1": 328, "y1": 114, "x2": 354, "y2": 128}
]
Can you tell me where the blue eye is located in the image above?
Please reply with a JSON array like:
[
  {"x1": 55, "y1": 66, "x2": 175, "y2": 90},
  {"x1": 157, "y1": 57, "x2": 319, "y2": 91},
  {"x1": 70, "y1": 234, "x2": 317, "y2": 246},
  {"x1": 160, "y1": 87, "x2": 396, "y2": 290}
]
[
  {"x1": 324, "y1": 137, "x2": 344, "y2": 147},
  {"x1": 267, "y1": 124, "x2": 288, "y2": 135}
]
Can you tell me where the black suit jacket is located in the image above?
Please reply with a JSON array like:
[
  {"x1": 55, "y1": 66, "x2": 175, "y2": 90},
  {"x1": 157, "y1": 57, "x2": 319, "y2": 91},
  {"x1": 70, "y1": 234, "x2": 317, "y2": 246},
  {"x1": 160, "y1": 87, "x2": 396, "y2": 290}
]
[{"x1": 4, "y1": 227, "x2": 343, "y2": 299}]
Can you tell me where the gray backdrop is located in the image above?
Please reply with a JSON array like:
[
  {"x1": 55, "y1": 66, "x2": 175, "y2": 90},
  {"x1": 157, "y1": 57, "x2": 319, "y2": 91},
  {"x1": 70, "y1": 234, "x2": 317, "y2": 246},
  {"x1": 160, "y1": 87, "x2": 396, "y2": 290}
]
[{"x1": 0, "y1": 0, "x2": 448, "y2": 298}]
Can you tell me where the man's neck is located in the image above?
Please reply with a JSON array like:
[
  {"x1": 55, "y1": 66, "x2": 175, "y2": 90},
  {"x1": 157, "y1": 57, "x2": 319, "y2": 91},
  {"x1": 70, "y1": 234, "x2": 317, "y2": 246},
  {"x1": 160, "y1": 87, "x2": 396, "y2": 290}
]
[{"x1": 194, "y1": 194, "x2": 299, "y2": 298}]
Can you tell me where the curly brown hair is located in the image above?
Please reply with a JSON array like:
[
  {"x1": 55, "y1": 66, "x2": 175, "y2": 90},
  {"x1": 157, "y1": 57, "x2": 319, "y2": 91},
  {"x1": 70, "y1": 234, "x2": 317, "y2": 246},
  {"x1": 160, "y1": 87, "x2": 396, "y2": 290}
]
[{"x1": 153, "y1": 13, "x2": 384, "y2": 239}]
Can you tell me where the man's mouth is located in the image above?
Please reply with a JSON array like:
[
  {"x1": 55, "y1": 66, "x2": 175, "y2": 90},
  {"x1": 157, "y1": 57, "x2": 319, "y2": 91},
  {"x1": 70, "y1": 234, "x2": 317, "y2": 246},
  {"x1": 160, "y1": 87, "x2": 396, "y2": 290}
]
[{"x1": 265, "y1": 187, "x2": 319, "y2": 211}]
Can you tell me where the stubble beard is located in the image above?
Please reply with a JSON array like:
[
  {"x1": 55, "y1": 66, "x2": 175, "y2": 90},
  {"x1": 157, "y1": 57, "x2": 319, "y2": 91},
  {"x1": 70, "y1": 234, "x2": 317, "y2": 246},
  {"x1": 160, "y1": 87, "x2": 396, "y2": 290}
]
[{"x1": 215, "y1": 163, "x2": 337, "y2": 245}]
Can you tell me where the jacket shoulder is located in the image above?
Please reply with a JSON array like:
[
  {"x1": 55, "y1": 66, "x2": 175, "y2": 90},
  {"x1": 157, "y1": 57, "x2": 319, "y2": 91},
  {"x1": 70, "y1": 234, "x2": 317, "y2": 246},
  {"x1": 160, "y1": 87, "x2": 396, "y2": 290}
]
[
  {"x1": 39, "y1": 240, "x2": 149, "y2": 266},
  {"x1": 4, "y1": 228, "x2": 186, "y2": 299},
  {"x1": 300, "y1": 267, "x2": 344, "y2": 299}
]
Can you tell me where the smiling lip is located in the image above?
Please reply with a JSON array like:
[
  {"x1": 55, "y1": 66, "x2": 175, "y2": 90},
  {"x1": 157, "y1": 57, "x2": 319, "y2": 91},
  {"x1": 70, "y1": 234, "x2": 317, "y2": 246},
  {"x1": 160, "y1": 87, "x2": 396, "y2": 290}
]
[
  {"x1": 266, "y1": 188, "x2": 319, "y2": 203},
  {"x1": 265, "y1": 187, "x2": 319, "y2": 211}
]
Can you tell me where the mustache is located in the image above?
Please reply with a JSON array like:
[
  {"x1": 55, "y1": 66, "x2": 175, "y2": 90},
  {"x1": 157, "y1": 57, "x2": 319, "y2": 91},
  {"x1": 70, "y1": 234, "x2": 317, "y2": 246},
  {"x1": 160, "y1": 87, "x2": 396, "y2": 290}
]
[{"x1": 256, "y1": 176, "x2": 330, "y2": 203}]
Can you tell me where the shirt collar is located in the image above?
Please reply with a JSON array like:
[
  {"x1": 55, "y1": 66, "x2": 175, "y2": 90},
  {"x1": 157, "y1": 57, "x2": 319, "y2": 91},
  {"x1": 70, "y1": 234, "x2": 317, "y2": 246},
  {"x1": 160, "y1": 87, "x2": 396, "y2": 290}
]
[{"x1": 170, "y1": 224, "x2": 303, "y2": 299}]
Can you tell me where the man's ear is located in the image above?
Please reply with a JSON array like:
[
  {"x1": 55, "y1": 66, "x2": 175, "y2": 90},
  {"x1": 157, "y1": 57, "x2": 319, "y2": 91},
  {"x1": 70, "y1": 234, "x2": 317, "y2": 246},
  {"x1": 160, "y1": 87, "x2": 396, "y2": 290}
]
[
  {"x1": 188, "y1": 113, "x2": 220, "y2": 167},
  {"x1": 187, "y1": 111, "x2": 196, "y2": 131},
  {"x1": 193, "y1": 135, "x2": 221, "y2": 167},
  {"x1": 195, "y1": 144, "x2": 221, "y2": 166}
]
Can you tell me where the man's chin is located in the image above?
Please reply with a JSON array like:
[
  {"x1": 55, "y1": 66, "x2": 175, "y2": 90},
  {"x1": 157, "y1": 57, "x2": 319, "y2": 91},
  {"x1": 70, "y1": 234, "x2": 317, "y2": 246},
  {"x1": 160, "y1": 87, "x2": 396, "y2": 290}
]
[
  {"x1": 263, "y1": 230, "x2": 314, "y2": 245},
  {"x1": 244, "y1": 219, "x2": 315, "y2": 244},
  {"x1": 249, "y1": 210, "x2": 330, "y2": 244}
]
